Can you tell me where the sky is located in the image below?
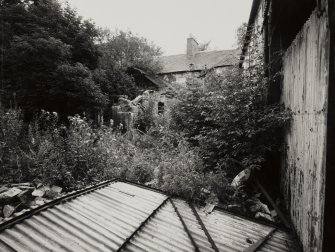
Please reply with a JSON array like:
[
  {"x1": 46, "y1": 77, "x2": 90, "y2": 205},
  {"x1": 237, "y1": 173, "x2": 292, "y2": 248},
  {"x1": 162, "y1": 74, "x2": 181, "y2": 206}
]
[{"x1": 63, "y1": 0, "x2": 252, "y2": 56}]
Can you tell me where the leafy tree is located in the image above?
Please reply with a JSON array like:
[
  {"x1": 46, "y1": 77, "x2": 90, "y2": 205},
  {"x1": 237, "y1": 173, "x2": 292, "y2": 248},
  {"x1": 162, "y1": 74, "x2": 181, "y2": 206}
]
[
  {"x1": 54, "y1": 63, "x2": 107, "y2": 118},
  {"x1": 1, "y1": 0, "x2": 105, "y2": 118},
  {"x1": 95, "y1": 30, "x2": 163, "y2": 102},
  {"x1": 98, "y1": 30, "x2": 162, "y2": 74},
  {"x1": 93, "y1": 68, "x2": 137, "y2": 103}
]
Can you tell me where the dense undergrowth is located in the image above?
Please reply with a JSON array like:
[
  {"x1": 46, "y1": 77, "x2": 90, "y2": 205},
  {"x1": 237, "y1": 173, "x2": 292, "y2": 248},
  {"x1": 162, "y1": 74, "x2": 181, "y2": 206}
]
[{"x1": 0, "y1": 109, "x2": 230, "y2": 203}]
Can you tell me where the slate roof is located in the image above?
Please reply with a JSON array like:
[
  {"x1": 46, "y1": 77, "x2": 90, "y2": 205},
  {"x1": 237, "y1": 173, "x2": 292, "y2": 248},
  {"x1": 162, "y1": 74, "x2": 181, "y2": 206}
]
[
  {"x1": 158, "y1": 49, "x2": 240, "y2": 74},
  {"x1": 0, "y1": 180, "x2": 300, "y2": 252}
]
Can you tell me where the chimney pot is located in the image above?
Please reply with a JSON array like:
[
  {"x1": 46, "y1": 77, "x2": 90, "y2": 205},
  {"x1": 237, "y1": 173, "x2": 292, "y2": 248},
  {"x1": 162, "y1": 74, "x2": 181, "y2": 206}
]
[{"x1": 187, "y1": 37, "x2": 198, "y2": 58}]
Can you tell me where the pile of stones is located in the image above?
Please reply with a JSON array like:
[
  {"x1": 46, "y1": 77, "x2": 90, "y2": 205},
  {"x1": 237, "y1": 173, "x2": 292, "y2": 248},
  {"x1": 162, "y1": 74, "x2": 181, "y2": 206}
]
[{"x1": 0, "y1": 183, "x2": 63, "y2": 223}]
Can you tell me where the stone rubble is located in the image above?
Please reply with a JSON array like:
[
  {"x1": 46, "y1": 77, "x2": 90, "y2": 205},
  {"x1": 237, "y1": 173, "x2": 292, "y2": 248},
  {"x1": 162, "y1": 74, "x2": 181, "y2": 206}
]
[{"x1": 0, "y1": 182, "x2": 63, "y2": 223}]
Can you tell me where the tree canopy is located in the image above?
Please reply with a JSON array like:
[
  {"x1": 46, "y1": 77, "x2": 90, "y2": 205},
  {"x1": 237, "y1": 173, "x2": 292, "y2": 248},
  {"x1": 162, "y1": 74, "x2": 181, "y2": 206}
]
[
  {"x1": 1, "y1": 0, "x2": 162, "y2": 120},
  {"x1": 95, "y1": 30, "x2": 162, "y2": 101},
  {"x1": 98, "y1": 30, "x2": 162, "y2": 74}
]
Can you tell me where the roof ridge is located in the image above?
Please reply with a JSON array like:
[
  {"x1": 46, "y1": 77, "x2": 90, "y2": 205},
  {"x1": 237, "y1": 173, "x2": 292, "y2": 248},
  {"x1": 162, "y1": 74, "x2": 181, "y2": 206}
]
[
  {"x1": 116, "y1": 197, "x2": 170, "y2": 252},
  {"x1": 0, "y1": 178, "x2": 175, "y2": 232},
  {"x1": 189, "y1": 203, "x2": 220, "y2": 252},
  {"x1": 170, "y1": 199, "x2": 200, "y2": 252},
  {"x1": 158, "y1": 53, "x2": 186, "y2": 58},
  {"x1": 195, "y1": 48, "x2": 238, "y2": 54}
]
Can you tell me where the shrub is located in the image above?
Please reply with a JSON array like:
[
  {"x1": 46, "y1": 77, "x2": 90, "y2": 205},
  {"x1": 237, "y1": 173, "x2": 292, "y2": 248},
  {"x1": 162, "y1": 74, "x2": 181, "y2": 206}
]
[
  {"x1": 207, "y1": 171, "x2": 250, "y2": 213},
  {"x1": 158, "y1": 139, "x2": 206, "y2": 201},
  {"x1": 24, "y1": 111, "x2": 71, "y2": 187},
  {"x1": 171, "y1": 67, "x2": 291, "y2": 178},
  {"x1": 0, "y1": 108, "x2": 252, "y2": 205},
  {"x1": 0, "y1": 108, "x2": 25, "y2": 181}
]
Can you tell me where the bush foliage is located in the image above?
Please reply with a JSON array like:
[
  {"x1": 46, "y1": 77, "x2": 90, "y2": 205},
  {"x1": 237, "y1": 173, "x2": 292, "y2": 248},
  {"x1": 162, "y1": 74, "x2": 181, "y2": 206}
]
[
  {"x1": 0, "y1": 109, "x2": 209, "y2": 201},
  {"x1": 171, "y1": 66, "x2": 291, "y2": 178}
]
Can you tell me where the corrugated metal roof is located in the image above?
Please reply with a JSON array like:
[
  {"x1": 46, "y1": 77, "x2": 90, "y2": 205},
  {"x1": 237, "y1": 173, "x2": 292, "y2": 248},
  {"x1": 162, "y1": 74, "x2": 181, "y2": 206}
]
[{"x1": 0, "y1": 180, "x2": 300, "y2": 252}]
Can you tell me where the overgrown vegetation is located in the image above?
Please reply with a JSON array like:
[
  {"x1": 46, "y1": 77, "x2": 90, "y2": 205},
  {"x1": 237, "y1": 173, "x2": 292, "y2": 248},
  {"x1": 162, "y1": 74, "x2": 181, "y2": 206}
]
[
  {"x1": 171, "y1": 68, "x2": 290, "y2": 179},
  {"x1": 0, "y1": 62, "x2": 290, "y2": 211},
  {"x1": 0, "y1": 109, "x2": 206, "y2": 200},
  {"x1": 1, "y1": 107, "x2": 258, "y2": 211}
]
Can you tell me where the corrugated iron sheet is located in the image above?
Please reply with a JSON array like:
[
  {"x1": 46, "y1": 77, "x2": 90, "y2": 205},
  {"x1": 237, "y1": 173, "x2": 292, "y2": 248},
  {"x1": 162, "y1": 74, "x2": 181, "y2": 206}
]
[
  {"x1": 281, "y1": 9, "x2": 329, "y2": 252},
  {"x1": 0, "y1": 181, "x2": 300, "y2": 252},
  {"x1": 197, "y1": 207, "x2": 300, "y2": 252}
]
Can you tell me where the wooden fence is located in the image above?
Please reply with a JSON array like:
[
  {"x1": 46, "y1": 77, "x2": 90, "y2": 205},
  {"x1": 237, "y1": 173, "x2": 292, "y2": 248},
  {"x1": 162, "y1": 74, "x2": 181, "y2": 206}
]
[{"x1": 281, "y1": 9, "x2": 329, "y2": 252}]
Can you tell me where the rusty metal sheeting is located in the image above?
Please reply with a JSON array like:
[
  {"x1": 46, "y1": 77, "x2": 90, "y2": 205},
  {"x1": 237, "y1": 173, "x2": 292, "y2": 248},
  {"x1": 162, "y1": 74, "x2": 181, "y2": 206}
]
[
  {"x1": 0, "y1": 181, "x2": 299, "y2": 251},
  {"x1": 197, "y1": 208, "x2": 300, "y2": 252}
]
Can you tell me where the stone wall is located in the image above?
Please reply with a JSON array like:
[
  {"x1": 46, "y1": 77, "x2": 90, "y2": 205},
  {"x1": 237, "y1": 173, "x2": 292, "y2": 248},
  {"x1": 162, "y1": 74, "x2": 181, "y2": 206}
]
[{"x1": 111, "y1": 89, "x2": 177, "y2": 131}]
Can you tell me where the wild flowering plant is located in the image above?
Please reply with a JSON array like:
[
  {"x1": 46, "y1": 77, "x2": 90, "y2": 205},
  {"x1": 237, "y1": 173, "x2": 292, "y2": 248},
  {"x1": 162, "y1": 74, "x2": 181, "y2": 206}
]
[{"x1": 0, "y1": 109, "x2": 24, "y2": 180}]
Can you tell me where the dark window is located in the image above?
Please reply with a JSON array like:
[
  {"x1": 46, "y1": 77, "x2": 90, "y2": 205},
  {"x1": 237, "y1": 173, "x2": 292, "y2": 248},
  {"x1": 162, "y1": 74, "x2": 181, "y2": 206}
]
[{"x1": 158, "y1": 102, "x2": 164, "y2": 114}]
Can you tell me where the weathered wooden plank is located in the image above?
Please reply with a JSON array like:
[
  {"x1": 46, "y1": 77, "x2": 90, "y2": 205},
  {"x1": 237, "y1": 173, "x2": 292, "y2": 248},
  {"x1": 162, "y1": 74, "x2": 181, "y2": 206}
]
[{"x1": 281, "y1": 9, "x2": 329, "y2": 252}]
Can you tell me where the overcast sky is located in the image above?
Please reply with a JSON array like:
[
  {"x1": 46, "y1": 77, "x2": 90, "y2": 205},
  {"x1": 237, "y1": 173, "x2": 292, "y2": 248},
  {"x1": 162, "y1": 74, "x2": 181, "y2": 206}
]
[{"x1": 64, "y1": 0, "x2": 252, "y2": 56}]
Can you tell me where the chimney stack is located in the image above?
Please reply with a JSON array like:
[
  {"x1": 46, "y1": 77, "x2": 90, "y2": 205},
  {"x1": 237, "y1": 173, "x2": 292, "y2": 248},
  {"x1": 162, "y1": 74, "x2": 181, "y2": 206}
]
[{"x1": 186, "y1": 36, "x2": 198, "y2": 58}]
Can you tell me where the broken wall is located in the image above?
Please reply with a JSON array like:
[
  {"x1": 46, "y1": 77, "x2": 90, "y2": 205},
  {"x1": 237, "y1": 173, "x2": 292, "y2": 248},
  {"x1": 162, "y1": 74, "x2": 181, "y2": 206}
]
[{"x1": 112, "y1": 89, "x2": 177, "y2": 131}]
